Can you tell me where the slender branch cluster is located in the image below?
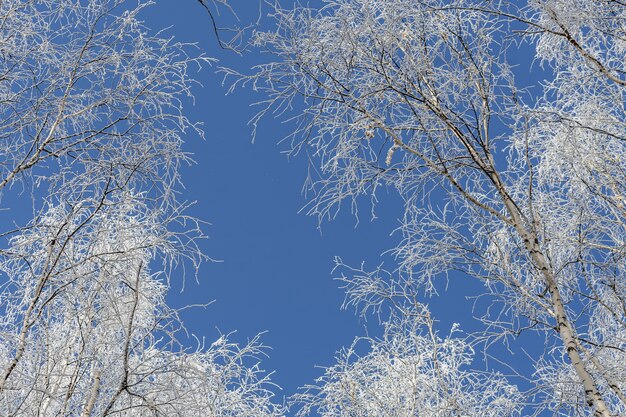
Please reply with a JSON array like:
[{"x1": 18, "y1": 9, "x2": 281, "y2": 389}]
[{"x1": 295, "y1": 306, "x2": 522, "y2": 417}]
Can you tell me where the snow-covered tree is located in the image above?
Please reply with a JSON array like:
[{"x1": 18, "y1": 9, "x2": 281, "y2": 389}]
[
  {"x1": 295, "y1": 304, "x2": 522, "y2": 417},
  {"x1": 0, "y1": 1, "x2": 282, "y2": 415},
  {"x1": 239, "y1": 0, "x2": 626, "y2": 415},
  {"x1": 0, "y1": 196, "x2": 281, "y2": 416}
]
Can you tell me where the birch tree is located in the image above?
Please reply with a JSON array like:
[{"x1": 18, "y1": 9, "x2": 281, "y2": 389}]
[
  {"x1": 238, "y1": 0, "x2": 626, "y2": 415},
  {"x1": 0, "y1": 0, "x2": 282, "y2": 415},
  {"x1": 294, "y1": 302, "x2": 522, "y2": 417},
  {"x1": 0, "y1": 197, "x2": 280, "y2": 416}
]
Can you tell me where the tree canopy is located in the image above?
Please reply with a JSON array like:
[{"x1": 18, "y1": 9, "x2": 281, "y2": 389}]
[
  {"x1": 241, "y1": 0, "x2": 626, "y2": 415},
  {"x1": 1, "y1": 0, "x2": 626, "y2": 416}
]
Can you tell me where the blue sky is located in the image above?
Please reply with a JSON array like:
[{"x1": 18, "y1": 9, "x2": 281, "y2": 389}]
[
  {"x1": 143, "y1": 0, "x2": 542, "y2": 409},
  {"x1": 143, "y1": 1, "x2": 395, "y2": 399}
]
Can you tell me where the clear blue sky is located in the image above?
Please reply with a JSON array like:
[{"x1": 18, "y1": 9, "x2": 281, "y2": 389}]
[
  {"x1": 143, "y1": 0, "x2": 541, "y2": 410},
  {"x1": 142, "y1": 1, "x2": 396, "y2": 400}
]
